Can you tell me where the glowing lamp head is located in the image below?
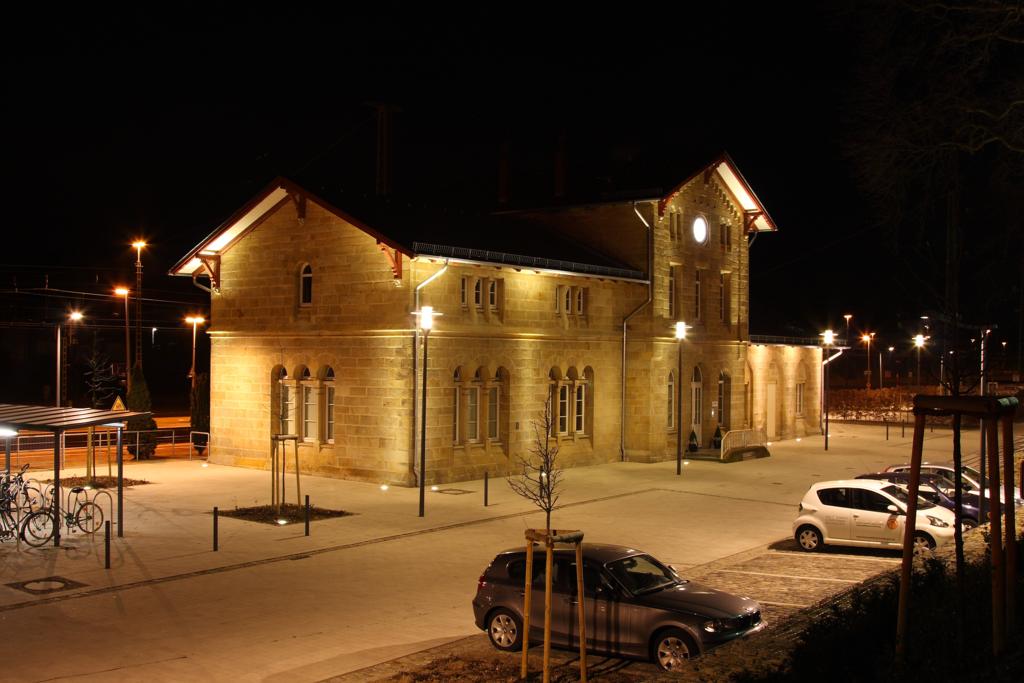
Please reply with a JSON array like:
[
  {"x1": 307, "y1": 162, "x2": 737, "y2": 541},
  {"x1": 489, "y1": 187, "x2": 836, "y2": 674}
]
[
  {"x1": 914, "y1": 334, "x2": 926, "y2": 348},
  {"x1": 674, "y1": 321, "x2": 687, "y2": 340},
  {"x1": 861, "y1": 334, "x2": 871, "y2": 343},
  {"x1": 843, "y1": 314, "x2": 852, "y2": 322},
  {"x1": 186, "y1": 316, "x2": 206, "y2": 325},
  {"x1": 69, "y1": 311, "x2": 83, "y2": 322},
  {"x1": 888, "y1": 346, "x2": 895, "y2": 352},
  {"x1": 115, "y1": 287, "x2": 129, "y2": 297},
  {"x1": 132, "y1": 240, "x2": 147, "y2": 250},
  {"x1": 822, "y1": 329, "x2": 835, "y2": 346},
  {"x1": 418, "y1": 306, "x2": 434, "y2": 331},
  {"x1": 0, "y1": 427, "x2": 17, "y2": 438}
]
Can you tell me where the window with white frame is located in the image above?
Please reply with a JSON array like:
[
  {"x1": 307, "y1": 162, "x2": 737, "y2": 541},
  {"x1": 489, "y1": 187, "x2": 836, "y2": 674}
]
[
  {"x1": 452, "y1": 368, "x2": 462, "y2": 444},
  {"x1": 668, "y1": 265, "x2": 676, "y2": 317},
  {"x1": 574, "y1": 384, "x2": 585, "y2": 433},
  {"x1": 563, "y1": 287, "x2": 572, "y2": 315},
  {"x1": 575, "y1": 288, "x2": 585, "y2": 315},
  {"x1": 487, "y1": 387, "x2": 499, "y2": 440},
  {"x1": 719, "y1": 273, "x2": 726, "y2": 322},
  {"x1": 323, "y1": 366, "x2": 335, "y2": 443},
  {"x1": 300, "y1": 264, "x2": 313, "y2": 306},
  {"x1": 473, "y1": 279, "x2": 482, "y2": 308},
  {"x1": 488, "y1": 280, "x2": 498, "y2": 309},
  {"x1": 796, "y1": 382, "x2": 805, "y2": 416},
  {"x1": 558, "y1": 385, "x2": 569, "y2": 434},
  {"x1": 460, "y1": 277, "x2": 468, "y2": 307},
  {"x1": 303, "y1": 385, "x2": 316, "y2": 440},
  {"x1": 467, "y1": 386, "x2": 480, "y2": 441}
]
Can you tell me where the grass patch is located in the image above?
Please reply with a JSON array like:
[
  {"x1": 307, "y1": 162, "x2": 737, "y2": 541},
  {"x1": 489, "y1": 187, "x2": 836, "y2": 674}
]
[
  {"x1": 43, "y1": 475, "x2": 149, "y2": 488},
  {"x1": 219, "y1": 503, "x2": 352, "y2": 526}
]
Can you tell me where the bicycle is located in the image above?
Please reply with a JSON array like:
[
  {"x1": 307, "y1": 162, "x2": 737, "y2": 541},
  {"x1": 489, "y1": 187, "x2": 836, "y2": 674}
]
[
  {"x1": 1, "y1": 464, "x2": 45, "y2": 515},
  {"x1": 0, "y1": 472, "x2": 53, "y2": 547}
]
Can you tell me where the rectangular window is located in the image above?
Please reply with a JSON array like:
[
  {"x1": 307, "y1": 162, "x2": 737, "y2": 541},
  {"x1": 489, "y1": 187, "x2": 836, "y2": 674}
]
[
  {"x1": 668, "y1": 266, "x2": 676, "y2": 317},
  {"x1": 467, "y1": 387, "x2": 479, "y2": 441},
  {"x1": 575, "y1": 288, "x2": 584, "y2": 315},
  {"x1": 796, "y1": 383, "x2": 805, "y2": 416},
  {"x1": 488, "y1": 280, "x2": 498, "y2": 309},
  {"x1": 719, "y1": 274, "x2": 726, "y2": 322},
  {"x1": 280, "y1": 385, "x2": 292, "y2": 434},
  {"x1": 487, "y1": 387, "x2": 499, "y2": 439},
  {"x1": 558, "y1": 385, "x2": 569, "y2": 434},
  {"x1": 303, "y1": 386, "x2": 316, "y2": 440},
  {"x1": 460, "y1": 277, "x2": 467, "y2": 306},
  {"x1": 694, "y1": 270, "x2": 702, "y2": 321},
  {"x1": 564, "y1": 287, "x2": 573, "y2": 315},
  {"x1": 667, "y1": 377, "x2": 675, "y2": 430},
  {"x1": 574, "y1": 385, "x2": 585, "y2": 433},
  {"x1": 452, "y1": 387, "x2": 460, "y2": 443},
  {"x1": 555, "y1": 286, "x2": 562, "y2": 313},
  {"x1": 473, "y1": 279, "x2": 482, "y2": 307},
  {"x1": 325, "y1": 385, "x2": 335, "y2": 442}
]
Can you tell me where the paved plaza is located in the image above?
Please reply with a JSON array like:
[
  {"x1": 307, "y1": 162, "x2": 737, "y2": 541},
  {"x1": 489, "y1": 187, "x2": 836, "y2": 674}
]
[{"x1": 0, "y1": 423, "x2": 994, "y2": 681}]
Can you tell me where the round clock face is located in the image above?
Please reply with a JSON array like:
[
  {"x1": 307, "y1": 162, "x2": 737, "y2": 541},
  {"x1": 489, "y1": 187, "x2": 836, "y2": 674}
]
[{"x1": 692, "y1": 216, "x2": 708, "y2": 244}]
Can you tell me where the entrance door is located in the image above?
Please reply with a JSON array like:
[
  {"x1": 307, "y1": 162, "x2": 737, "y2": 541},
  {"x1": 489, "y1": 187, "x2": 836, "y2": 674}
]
[
  {"x1": 691, "y1": 367, "x2": 703, "y2": 446},
  {"x1": 766, "y1": 383, "x2": 777, "y2": 439}
]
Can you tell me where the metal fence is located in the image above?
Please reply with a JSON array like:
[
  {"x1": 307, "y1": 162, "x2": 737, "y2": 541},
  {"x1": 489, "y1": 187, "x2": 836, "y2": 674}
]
[
  {"x1": 5, "y1": 427, "x2": 198, "y2": 470},
  {"x1": 720, "y1": 428, "x2": 767, "y2": 459}
]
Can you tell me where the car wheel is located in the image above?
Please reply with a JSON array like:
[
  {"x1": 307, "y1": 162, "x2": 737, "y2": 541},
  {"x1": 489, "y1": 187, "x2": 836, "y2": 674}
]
[
  {"x1": 962, "y1": 518, "x2": 978, "y2": 530},
  {"x1": 652, "y1": 628, "x2": 697, "y2": 671},
  {"x1": 796, "y1": 525, "x2": 823, "y2": 552},
  {"x1": 912, "y1": 532, "x2": 935, "y2": 554},
  {"x1": 486, "y1": 608, "x2": 522, "y2": 651}
]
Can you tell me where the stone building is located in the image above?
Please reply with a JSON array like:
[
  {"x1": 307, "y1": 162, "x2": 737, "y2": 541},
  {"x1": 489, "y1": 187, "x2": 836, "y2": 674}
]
[{"x1": 171, "y1": 153, "x2": 821, "y2": 485}]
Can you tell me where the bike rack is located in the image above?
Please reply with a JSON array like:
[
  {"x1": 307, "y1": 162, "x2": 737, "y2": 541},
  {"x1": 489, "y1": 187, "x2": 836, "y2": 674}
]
[{"x1": 92, "y1": 490, "x2": 114, "y2": 530}]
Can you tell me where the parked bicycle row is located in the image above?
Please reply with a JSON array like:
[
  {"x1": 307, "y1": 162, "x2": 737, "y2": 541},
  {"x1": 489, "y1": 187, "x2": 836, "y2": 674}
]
[{"x1": 1, "y1": 464, "x2": 106, "y2": 547}]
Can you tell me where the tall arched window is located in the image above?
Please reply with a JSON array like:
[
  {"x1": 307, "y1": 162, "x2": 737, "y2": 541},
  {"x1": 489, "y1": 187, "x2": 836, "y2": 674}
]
[
  {"x1": 300, "y1": 264, "x2": 313, "y2": 305},
  {"x1": 299, "y1": 366, "x2": 315, "y2": 441},
  {"x1": 272, "y1": 366, "x2": 288, "y2": 435},
  {"x1": 277, "y1": 366, "x2": 294, "y2": 435},
  {"x1": 691, "y1": 366, "x2": 703, "y2": 443}
]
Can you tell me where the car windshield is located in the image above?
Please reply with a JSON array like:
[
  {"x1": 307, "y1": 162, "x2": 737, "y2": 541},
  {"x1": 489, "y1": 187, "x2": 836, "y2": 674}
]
[
  {"x1": 605, "y1": 554, "x2": 678, "y2": 595},
  {"x1": 961, "y1": 465, "x2": 989, "y2": 489},
  {"x1": 882, "y1": 484, "x2": 935, "y2": 510}
]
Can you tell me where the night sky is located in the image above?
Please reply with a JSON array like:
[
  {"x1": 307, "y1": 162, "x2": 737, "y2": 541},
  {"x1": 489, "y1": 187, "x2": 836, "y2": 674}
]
[{"x1": 3, "y1": 4, "x2": 1021, "y2": 389}]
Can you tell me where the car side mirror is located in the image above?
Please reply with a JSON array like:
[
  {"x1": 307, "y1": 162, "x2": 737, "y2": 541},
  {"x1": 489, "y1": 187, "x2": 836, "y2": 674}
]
[{"x1": 887, "y1": 504, "x2": 903, "y2": 515}]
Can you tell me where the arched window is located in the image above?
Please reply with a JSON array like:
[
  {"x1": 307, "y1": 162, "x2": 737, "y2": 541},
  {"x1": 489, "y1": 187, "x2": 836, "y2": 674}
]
[
  {"x1": 796, "y1": 364, "x2": 808, "y2": 417},
  {"x1": 581, "y1": 366, "x2": 594, "y2": 436},
  {"x1": 278, "y1": 366, "x2": 295, "y2": 435},
  {"x1": 547, "y1": 367, "x2": 562, "y2": 435},
  {"x1": 322, "y1": 366, "x2": 335, "y2": 443},
  {"x1": 272, "y1": 366, "x2": 288, "y2": 435},
  {"x1": 298, "y1": 366, "x2": 315, "y2": 441},
  {"x1": 691, "y1": 366, "x2": 703, "y2": 436},
  {"x1": 667, "y1": 371, "x2": 676, "y2": 430},
  {"x1": 473, "y1": 280, "x2": 482, "y2": 307},
  {"x1": 300, "y1": 264, "x2": 313, "y2": 306}
]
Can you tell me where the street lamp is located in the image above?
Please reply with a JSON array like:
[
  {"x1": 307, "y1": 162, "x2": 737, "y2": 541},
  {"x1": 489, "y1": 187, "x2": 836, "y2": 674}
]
[
  {"x1": 185, "y1": 316, "x2": 206, "y2": 390},
  {"x1": 822, "y1": 329, "x2": 834, "y2": 451},
  {"x1": 843, "y1": 314, "x2": 852, "y2": 344},
  {"x1": 913, "y1": 334, "x2": 926, "y2": 386},
  {"x1": 132, "y1": 240, "x2": 146, "y2": 370},
  {"x1": 674, "y1": 321, "x2": 688, "y2": 476},
  {"x1": 57, "y1": 311, "x2": 84, "y2": 407},
  {"x1": 413, "y1": 305, "x2": 440, "y2": 517},
  {"x1": 887, "y1": 346, "x2": 895, "y2": 389},
  {"x1": 861, "y1": 332, "x2": 875, "y2": 389},
  {"x1": 115, "y1": 287, "x2": 131, "y2": 390}
]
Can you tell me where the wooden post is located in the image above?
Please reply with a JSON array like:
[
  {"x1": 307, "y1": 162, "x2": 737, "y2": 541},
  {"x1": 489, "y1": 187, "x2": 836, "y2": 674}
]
[
  {"x1": 986, "y1": 418, "x2": 1004, "y2": 656},
  {"x1": 895, "y1": 411, "x2": 926, "y2": 660},
  {"x1": 575, "y1": 542, "x2": 588, "y2": 683},
  {"x1": 542, "y1": 540, "x2": 553, "y2": 683},
  {"x1": 1002, "y1": 415, "x2": 1017, "y2": 632},
  {"x1": 521, "y1": 539, "x2": 534, "y2": 679}
]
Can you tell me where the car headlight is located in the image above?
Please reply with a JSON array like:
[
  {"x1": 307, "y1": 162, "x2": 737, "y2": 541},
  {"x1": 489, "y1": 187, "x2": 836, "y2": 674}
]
[
  {"x1": 703, "y1": 617, "x2": 744, "y2": 633},
  {"x1": 927, "y1": 515, "x2": 949, "y2": 528}
]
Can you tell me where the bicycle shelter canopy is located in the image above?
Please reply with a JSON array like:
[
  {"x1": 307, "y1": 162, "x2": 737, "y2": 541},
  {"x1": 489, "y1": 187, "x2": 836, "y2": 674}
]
[{"x1": 0, "y1": 403, "x2": 151, "y2": 547}]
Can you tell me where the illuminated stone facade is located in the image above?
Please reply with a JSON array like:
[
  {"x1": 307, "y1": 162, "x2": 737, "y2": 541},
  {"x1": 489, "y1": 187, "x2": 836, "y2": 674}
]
[{"x1": 177, "y1": 160, "x2": 821, "y2": 485}]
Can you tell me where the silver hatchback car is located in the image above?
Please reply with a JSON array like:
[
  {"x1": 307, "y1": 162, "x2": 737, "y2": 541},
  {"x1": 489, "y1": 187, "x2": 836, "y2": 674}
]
[{"x1": 472, "y1": 543, "x2": 764, "y2": 672}]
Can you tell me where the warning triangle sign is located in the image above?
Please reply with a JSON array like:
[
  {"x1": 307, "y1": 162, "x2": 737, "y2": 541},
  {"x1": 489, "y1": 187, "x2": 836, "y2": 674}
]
[{"x1": 111, "y1": 396, "x2": 127, "y2": 412}]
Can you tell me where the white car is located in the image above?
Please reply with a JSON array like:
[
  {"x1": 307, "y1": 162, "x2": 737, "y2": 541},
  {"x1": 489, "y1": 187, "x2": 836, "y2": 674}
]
[
  {"x1": 792, "y1": 479, "x2": 957, "y2": 554},
  {"x1": 884, "y1": 462, "x2": 1023, "y2": 507}
]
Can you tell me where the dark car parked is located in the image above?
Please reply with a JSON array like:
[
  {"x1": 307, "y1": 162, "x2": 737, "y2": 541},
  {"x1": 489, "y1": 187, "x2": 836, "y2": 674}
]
[
  {"x1": 856, "y1": 471, "x2": 985, "y2": 526},
  {"x1": 472, "y1": 543, "x2": 763, "y2": 672}
]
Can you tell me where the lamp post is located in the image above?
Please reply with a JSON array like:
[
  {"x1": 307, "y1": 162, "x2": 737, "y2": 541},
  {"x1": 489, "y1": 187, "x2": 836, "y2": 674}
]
[
  {"x1": 674, "y1": 321, "x2": 688, "y2": 476},
  {"x1": 822, "y1": 329, "x2": 834, "y2": 451},
  {"x1": 414, "y1": 306, "x2": 439, "y2": 517},
  {"x1": 132, "y1": 240, "x2": 146, "y2": 370},
  {"x1": 115, "y1": 287, "x2": 131, "y2": 390},
  {"x1": 57, "y1": 311, "x2": 84, "y2": 407},
  {"x1": 861, "y1": 332, "x2": 875, "y2": 389},
  {"x1": 185, "y1": 316, "x2": 206, "y2": 390},
  {"x1": 914, "y1": 334, "x2": 926, "y2": 387},
  {"x1": 843, "y1": 314, "x2": 852, "y2": 344},
  {"x1": 887, "y1": 346, "x2": 895, "y2": 389}
]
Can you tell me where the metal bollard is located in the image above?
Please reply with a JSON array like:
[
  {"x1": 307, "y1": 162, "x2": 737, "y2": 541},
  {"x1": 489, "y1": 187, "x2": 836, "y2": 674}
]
[
  {"x1": 902, "y1": 419, "x2": 906, "y2": 438},
  {"x1": 304, "y1": 495, "x2": 310, "y2": 537},
  {"x1": 484, "y1": 471, "x2": 489, "y2": 507},
  {"x1": 213, "y1": 506, "x2": 219, "y2": 552},
  {"x1": 104, "y1": 520, "x2": 111, "y2": 569},
  {"x1": 886, "y1": 421, "x2": 889, "y2": 441}
]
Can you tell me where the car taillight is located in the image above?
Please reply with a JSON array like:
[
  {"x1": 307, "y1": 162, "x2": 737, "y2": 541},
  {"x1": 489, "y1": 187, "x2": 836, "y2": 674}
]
[{"x1": 477, "y1": 574, "x2": 487, "y2": 591}]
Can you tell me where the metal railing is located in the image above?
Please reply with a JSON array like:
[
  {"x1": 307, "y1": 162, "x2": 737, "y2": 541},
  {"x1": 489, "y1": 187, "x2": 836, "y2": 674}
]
[
  {"x1": 5, "y1": 427, "x2": 197, "y2": 470},
  {"x1": 720, "y1": 428, "x2": 767, "y2": 459},
  {"x1": 189, "y1": 431, "x2": 210, "y2": 461}
]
